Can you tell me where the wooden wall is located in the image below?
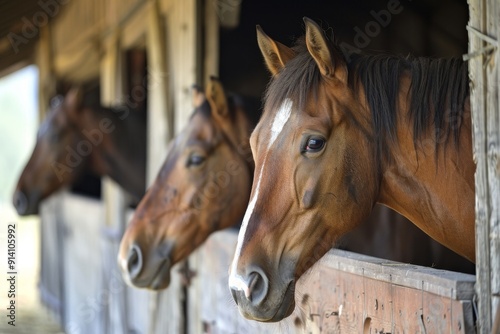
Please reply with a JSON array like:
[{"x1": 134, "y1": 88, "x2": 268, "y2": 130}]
[{"x1": 187, "y1": 230, "x2": 475, "y2": 333}]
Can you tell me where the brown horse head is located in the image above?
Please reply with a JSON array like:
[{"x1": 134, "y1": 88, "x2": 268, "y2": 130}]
[
  {"x1": 229, "y1": 18, "x2": 474, "y2": 322},
  {"x1": 228, "y1": 20, "x2": 378, "y2": 322},
  {"x1": 118, "y1": 78, "x2": 257, "y2": 290},
  {"x1": 13, "y1": 86, "x2": 147, "y2": 216},
  {"x1": 13, "y1": 88, "x2": 88, "y2": 215}
]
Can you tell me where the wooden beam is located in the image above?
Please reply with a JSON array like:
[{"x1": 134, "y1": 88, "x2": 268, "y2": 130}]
[
  {"x1": 203, "y1": 0, "x2": 219, "y2": 85},
  {"x1": 146, "y1": 0, "x2": 171, "y2": 185},
  {"x1": 167, "y1": 0, "x2": 199, "y2": 133},
  {"x1": 99, "y1": 30, "x2": 128, "y2": 232}
]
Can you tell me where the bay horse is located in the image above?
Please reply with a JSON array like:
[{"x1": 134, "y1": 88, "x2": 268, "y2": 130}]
[
  {"x1": 118, "y1": 77, "x2": 472, "y2": 291},
  {"x1": 228, "y1": 18, "x2": 475, "y2": 322},
  {"x1": 13, "y1": 87, "x2": 146, "y2": 216},
  {"x1": 117, "y1": 77, "x2": 258, "y2": 289}
]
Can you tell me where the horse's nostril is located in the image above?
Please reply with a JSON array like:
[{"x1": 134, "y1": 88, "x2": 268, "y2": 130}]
[
  {"x1": 127, "y1": 245, "x2": 143, "y2": 280},
  {"x1": 13, "y1": 191, "x2": 28, "y2": 215},
  {"x1": 245, "y1": 269, "x2": 269, "y2": 306},
  {"x1": 229, "y1": 266, "x2": 269, "y2": 307},
  {"x1": 230, "y1": 289, "x2": 239, "y2": 306}
]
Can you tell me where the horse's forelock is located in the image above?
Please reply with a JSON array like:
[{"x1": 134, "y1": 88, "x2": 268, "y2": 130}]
[{"x1": 264, "y1": 41, "x2": 323, "y2": 116}]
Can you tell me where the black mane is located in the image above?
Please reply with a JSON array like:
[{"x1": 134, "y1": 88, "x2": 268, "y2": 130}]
[{"x1": 264, "y1": 38, "x2": 469, "y2": 161}]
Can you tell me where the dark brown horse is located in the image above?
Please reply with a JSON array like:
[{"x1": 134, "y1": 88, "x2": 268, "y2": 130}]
[
  {"x1": 13, "y1": 87, "x2": 146, "y2": 216},
  {"x1": 229, "y1": 18, "x2": 475, "y2": 322},
  {"x1": 118, "y1": 77, "x2": 473, "y2": 292}
]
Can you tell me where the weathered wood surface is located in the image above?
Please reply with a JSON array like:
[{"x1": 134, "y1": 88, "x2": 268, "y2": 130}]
[
  {"x1": 39, "y1": 193, "x2": 66, "y2": 325},
  {"x1": 187, "y1": 229, "x2": 282, "y2": 334},
  {"x1": 39, "y1": 193, "x2": 187, "y2": 334},
  {"x1": 468, "y1": 0, "x2": 500, "y2": 332},
  {"x1": 188, "y1": 229, "x2": 476, "y2": 333}
]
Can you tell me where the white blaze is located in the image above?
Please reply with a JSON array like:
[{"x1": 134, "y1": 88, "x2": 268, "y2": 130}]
[{"x1": 228, "y1": 98, "x2": 293, "y2": 291}]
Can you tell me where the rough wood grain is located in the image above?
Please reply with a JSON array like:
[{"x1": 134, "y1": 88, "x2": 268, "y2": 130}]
[
  {"x1": 468, "y1": 0, "x2": 500, "y2": 332},
  {"x1": 188, "y1": 230, "x2": 476, "y2": 333}
]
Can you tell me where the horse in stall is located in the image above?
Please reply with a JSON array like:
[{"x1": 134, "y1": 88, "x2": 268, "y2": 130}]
[
  {"x1": 118, "y1": 78, "x2": 257, "y2": 289},
  {"x1": 13, "y1": 87, "x2": 146, "y2": 216},
  {"x1": 228, "y1": 18, "x2": 475, "y2": 322},
  {"x1": 118, "y1": 77, "x2": 472, "y2": 291}
]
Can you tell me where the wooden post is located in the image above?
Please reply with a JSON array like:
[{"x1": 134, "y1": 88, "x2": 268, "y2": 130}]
[
  {"x1": 467, "y1": 0, "x2": 500, "y2": 333},
  {"x1": 100, "y1": 30, "x2": 128, "y2": 230},
  {"x1": 188, "y1": 2, "x2": 219, "y2": 333},
  {"x1": 168, "y1": 0, "x2": 199, "y2": 133},
  {"x1": 203, "y1": 0, "x2": 219, "y2": 85},
  {"x1": 100, "y1": 28, "x2": 129, "y2": 334},
  {"x1": 146, "y1": 0, "x2": 172, "y2": 186},
  {"x1": 145, "y1": 1, "x2": 185, "y2": 334}
]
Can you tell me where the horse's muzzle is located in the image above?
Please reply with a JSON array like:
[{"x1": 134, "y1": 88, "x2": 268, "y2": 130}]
[
  {"x1": 119, "y1": 241, "x2": 173, "y2": 290},
  {"x1": 12, "y1": 190, "x2": 39, "y2": 216},
  {"x1": 229, "y1": 266, "x2": 296, "y2": 322}
]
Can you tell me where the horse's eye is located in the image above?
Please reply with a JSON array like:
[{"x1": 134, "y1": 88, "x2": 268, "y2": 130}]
[
  {"x1": 187, "y1": 154, "x2": 206, "y2": 167},
  {"x1": 305, "y1": 137, "x2": 325, "y2": 153}
]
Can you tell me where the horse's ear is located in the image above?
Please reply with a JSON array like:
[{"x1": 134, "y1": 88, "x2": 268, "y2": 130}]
[
  {"x1": 304, "y1": 17, "x2": 338, "y2": 79},
  {"x1": 206, "y1": 77, "x2": 228, "y2": 118},
  {"x1": 256, "y1": 25, "x2": 295, "y2": 75},
  {"x1": 64, "y1": 87, "x2": 84, "y2": 114},
  {"x1": 191, "y1": 84, "x2": 206, "y2": 108}
]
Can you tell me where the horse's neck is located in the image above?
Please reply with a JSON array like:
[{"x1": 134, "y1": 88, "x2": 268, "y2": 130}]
[
  {"x1": 377, "y1": 84, "x2": 476, "y2": 262},
  {"x1": 82, "y1": 107, "x2": 146, "y2": 199}
]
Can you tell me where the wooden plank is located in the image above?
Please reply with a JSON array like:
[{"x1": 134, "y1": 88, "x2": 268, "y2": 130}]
[
  {"x1": 167, "y1": 0, "x2": 200, "y2": 133},
  {"x1": 390, "y1": 284, "x2": 422, "y2": 333},
  {"x1": 143, "y1": 2, "x2": 184, "y2": 334},
  {"x1": 485, "y1": 1, "x2": 500, "y2": 332},
  {"x1": 39, "y1": 193, "x2": 66, "y2": 325},
  {"x1": 146, "y1": 0, "x2": 171, "y2": 185},
  {"x1": 189, "y1": 230, "x2": 476, "y2": 333},
  {"x1": 99, "y1": 31, "x2": 131, "y2": 334},
  {"x1": 120, "y1": 3, "x2": 148, "y2": 49},
  {"x1": 468, "y1": 0, "x2": 500, "y2": 331},
  {"x1": 188, "y1": 230, "x2": 285, "y2": 333},
  {"x1": 58, "y1": 193, "x2": 105, "y2": 334},
  {"x1": 187, "y1": 3, "x2": 219, "y2": 333},
  {"x1": 468, "y1": 0, "x2": 490, "y2": 328},
  {"x1": 320, "y1": 250, "x2": 476, "y2": 300},
  {"x1": 150, "y1": 271, "x2": 185, "y2": 334},
  {"x1": 203, "y1": 0, "x2": 219, "y2": 84},
  {"x1": 454, "y1": 301, "x2": 476, "y2": 333}
]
